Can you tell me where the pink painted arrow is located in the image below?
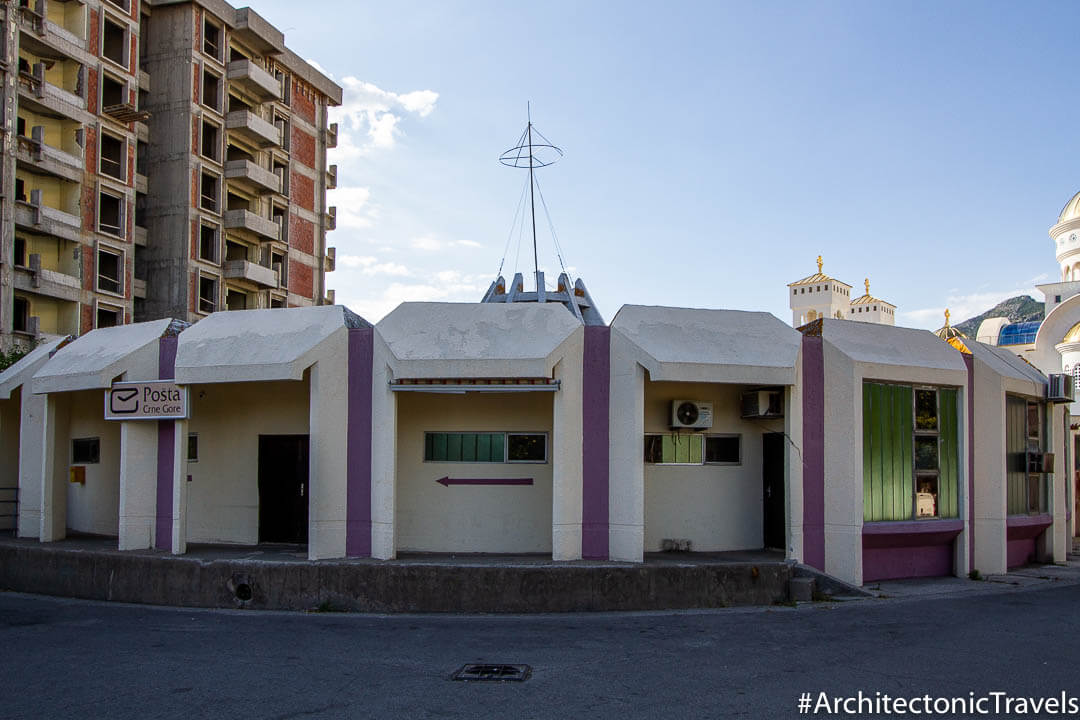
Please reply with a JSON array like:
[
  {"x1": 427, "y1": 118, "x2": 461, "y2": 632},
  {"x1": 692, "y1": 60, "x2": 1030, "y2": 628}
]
[{"x1": 437, "y1": 477, "x2": 534, "y2": 487}]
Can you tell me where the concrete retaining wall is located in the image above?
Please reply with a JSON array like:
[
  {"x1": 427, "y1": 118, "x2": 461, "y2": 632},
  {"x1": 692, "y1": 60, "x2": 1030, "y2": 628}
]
[{"x1": 0, "y1": 544, "x2": 793, "y2": 612}]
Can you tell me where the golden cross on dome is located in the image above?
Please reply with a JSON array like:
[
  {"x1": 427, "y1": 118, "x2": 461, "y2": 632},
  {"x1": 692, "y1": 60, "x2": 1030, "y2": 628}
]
[
  {"x1": 817, "y1": 255, "x2": 823, "y2": 273},
  {"x1": 944, "y1": 309, "x2": 951, "y2": 327},
  {"x1": 864, "y1": 278, "x2": 870, "y2": 295}
]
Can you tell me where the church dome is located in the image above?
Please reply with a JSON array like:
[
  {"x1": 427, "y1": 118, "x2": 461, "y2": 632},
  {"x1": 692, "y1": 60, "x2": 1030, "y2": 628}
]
[
  {"x1": 1064, "y1": 321, "x2": 1080, "y2": 344},
  {"x1": 1059, "y1": 191, "x2": 1080, "y2": 224},
  {"x1": 934, "y1": 310, "x2": 966, "y2": 341}
]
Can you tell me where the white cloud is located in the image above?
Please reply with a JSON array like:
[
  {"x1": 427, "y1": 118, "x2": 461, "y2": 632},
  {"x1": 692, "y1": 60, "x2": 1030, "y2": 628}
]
[
  {"x1": 409, "y1": 235, "x2": 484, "y2": 252},
  {"x1": 330, "y1": 186, "x2": 377, "y2": 231},
  {"x1": 336, "y1": 254, "x2": 412, "y2": 277},
  {"x1": 330, "y1": 78, "x2": 439, "y2": 156}
]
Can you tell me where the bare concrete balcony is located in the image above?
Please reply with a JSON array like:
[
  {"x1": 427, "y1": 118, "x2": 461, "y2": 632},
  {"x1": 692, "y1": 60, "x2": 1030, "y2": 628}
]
[
  {"x1": 16, "y1": 130, "x2": 84, "y2": 183},
  {"x1": 225, "y1": 110, "x2": 280, "y2": 148},
  {"x1": 326, "y1": 122, "x2": 338, "y2": 149},
  {"x1": 14, "y1": 255, "x2": 82, "y2": 303},
  {"x1": 325, "y1": 246, "x2": 336, "y2": 272},
  {"x1": 133, "y1": 226, "x2": 147, "y2": 247},
  {"x1": 325, "y1": 206, "x2": 337, "y2": 231},
  {"x1": 133, "y1": 278, "x2": 147, "y2": 299},
  {"x1": 326, "y1": 164, "x2": 338, "y2": 190},
  {"x1": 223, "y1": 259, "x2": 278, "y2": 288},
  {"x1": 224, "y1": 209, "x2": 280, "y2": 241},
  {"x1": 17, "y1": 4, "x2": 94, "y2": 67},
  {"x1": 14, "y1": 193, "x2": 83, "y2": 244},
  {"x1": 225, "y1": 159, "x2": 281, "y2": 194},
  {"x1": 18, "y1": 63, "x2": 90, "y2": 124},
  {"x1": 138, "y1": 70, "x2": 150, "y2": 92},
  {"x1": 226, "y1": 59, "x2": 280, "y2": 102}
]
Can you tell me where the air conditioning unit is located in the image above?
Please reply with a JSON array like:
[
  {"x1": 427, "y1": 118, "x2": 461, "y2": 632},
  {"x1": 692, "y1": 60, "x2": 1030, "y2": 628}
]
[
  {"x1": 671, "y1": 400, "x2": 713, "y2": 429},
  {"x1": 741, "y1": 389, "x2": 784, "y2": 419},
  {"x1": 1048, "y1": 374, "x2": 1074, "y2": 403}
]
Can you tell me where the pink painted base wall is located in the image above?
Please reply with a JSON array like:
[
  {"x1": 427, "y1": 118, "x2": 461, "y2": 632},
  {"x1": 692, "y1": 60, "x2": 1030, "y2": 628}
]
[{"x1": 862, "y1": 544, "x2": 954, "y2": 583}]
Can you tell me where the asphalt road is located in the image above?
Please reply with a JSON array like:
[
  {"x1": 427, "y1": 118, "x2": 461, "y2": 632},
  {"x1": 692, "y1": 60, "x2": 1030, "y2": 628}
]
[{"x1": 2, "y1": 584, "x2": 1079, "y2": 719}]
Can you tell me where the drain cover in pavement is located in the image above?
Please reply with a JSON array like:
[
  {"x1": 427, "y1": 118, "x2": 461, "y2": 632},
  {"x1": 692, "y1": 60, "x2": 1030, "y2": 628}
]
[{"x1": 451, "y1": 664, "x2": 531, "y2": 682}]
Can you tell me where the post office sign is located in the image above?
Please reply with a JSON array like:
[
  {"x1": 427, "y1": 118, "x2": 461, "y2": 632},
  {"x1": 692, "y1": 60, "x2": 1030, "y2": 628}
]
[{"x1": 105, "y1": 381, "x2": 188, "y2": 420}]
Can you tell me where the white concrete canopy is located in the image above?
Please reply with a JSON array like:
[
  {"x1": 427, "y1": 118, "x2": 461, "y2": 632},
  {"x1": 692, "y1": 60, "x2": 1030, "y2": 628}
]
[
  {"x1": 821, "y1": 319, "x2": 968, "y2": 375},
  {"x1": 174, "y1": 305, "x2": 367, "y2": 384},
  {"x1": 0, "y1": 337, "x2": 69, "y2": 399},
  {"x1": 610, "y1": 305, "x2": 801, "y2": 384},
  {"x1": 32, "y1": 319, "x2": 181, "y2": 394},
  {"x1": 967, "y1": 341, "x2": 1047, "y2": 397},
  {"x1": 376, "y1": 302, "x2": 582, "y2": 378}
]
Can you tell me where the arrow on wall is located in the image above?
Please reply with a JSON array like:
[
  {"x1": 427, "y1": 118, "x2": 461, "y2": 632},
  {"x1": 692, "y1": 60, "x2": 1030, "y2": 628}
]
[{"x1": 436, "y1": 477, "x2": 534, "y2": 487}]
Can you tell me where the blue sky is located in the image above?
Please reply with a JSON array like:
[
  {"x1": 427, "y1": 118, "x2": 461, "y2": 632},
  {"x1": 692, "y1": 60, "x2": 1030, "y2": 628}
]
[{"x1": 249, "y1": 0, "x2": 1080, "y2": 327}]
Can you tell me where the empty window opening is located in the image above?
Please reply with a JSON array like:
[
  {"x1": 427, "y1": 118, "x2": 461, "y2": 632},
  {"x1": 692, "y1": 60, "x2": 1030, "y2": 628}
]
[
  {"x1": 15, "y1": 178, "x2": 26, "y2": 203},
  {"x1": 227, "y1": 143, "x2": 254, "y2": 163},
  {"x1": 273, "y1": 159, "x2": 289, "y2": 195},
  {"x1": 199, "y1": 224, "x2": 219, "y2": 262},
  {"x1": 200, "y1": 172, "x2": 220, "y2": 212},
  {"x1": 226, "y1": 192, "x2": 250, "y2": 212},
  {"x1": 96, "y1": 305, "x2": 122, "y2": 328},
  {"x1": 14, "y1": 237, "x2": 27, "y2": 267},
  {"x1": 225, "y1": 241, "x2": 247, "y2": 262},
  {"x1": 102, "y1": 74, "x2": 125, "y2": 108},
  {"x1": 73, "y1": 437, "x2": 101, "y2": 464},
  {"x1": 99, "y1": 191, "x2": 123, "y2": 237},
  {"x1": 13, "y1": 296, "x2": 29, "y2": 333},
  {"x1": 225, "y1": 288, "x2": 247, "y2": 311},
  {"x1": 198, "y1": 275, "x2": 218, "y2": 313},
  {"x1": 139, "y1": 14, "x2": 150, "y2": 67},
  {"x1": 228, "y1": 94, "x2": 251, "y2": 114},
  {"x1": 201, "y1": 119, "x2": 220, "y2": 161},
  {"x1": 274, "y1": 116, "x2": 289, "y2": 150},
  {"x1": 229, "y1": 46, "x2": 248, "y2": 63},
  {"x1": 97, "y1": 248, "x2": 122, "y2": 294},
  {"x1": 136, "y1": 140, "x2": 148, "y2": 177},
  {"x1": 102, "y1": 16, "x2": 127, "y2": 67},
  {"x1": 16, "y1": 116, "x2": 26, "y2": 136},
  {"x1": 100, "y1": 133, "x2": 124, "y2": 180},
  {"x1": 269, "y1": 295, "x2": 285, "y2": 309},
  {"x1": 203, "y1": 19, "x2": 222, "y2": 60},
  {"x1": 271, "y1": 251, "x2": 287, "y2": 286},
  {"x1": 135, "y1": 192, "x2": 147, "y2": 229},
  {"x1": 188, "y1": 434, "x2": 199, "y2": 462},
  {"x1": 202, "y1": 69, "x2": 221, "y2": 111}
]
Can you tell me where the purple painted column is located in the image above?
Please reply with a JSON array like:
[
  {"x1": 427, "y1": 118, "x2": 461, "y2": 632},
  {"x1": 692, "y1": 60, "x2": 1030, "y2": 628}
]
[
  {"x1": 582, "y1": 326, "x2": 611, "y2": 560},
  {"x1": 346, "y1": 327, "x2": 374, "y2": 557},
  {"x1": 964, "y1": 353, "x2": 975, "y2": 570},
  {"x1": 155, "y1": 335, "x2": 178, "y2": 551},
  {"x1": 802, "y1": 336, "x2": 826, "y2": 571}
]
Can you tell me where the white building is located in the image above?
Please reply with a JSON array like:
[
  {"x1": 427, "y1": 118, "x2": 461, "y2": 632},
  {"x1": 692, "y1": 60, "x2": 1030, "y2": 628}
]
[{"x1": 788, "y1": 257, "x2": 896, "y2": 327}]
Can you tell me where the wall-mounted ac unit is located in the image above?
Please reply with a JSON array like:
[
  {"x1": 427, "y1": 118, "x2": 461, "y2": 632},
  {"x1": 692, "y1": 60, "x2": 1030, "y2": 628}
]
[
  {"x1": 741, "y1": 389, "x2": 784, "y2": 419},
  {"x1": 670, "y1": 400, "x2": 713, "y2": 429},
  {"x1": 1048, "y1": 374, "x2": 1074, "y2": 403}
]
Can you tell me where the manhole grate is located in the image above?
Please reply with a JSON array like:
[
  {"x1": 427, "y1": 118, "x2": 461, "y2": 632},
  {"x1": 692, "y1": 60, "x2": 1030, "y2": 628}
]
[{"x1": 451, "y1": 664, "x2": 531, "y2": 682}]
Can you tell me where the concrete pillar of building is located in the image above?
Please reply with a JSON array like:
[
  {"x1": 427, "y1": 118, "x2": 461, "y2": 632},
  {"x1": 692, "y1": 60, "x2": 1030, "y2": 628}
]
[
  {"x1": 822, "y1": 345, "x2": 862, "y2": 587},
  {"x1": 170, "y1": 419, "x2": 188, "y2": 554},
  {"x1": 346, "y1": 328, "x2": 374, "y2": 557},
  {"x1": 972, "y1": 364, "x2": 1007, "y2": 575},
  {"x1": 1044, "y1": 403, "x2": 1068, "y2": 563},
  {"x1": 39, "y1": 393, "x2": 70, "y2": 542},
  {"x1": 608, "y1": 331, "x2": 645, "y2": 562},
  {"x1": 552, "y1": 346, "x2": 584, "y2": 561},
  {"x1": 581, "y1": 326, "x2": 611, "y2": 560},
  {"x1": 953, "y1": 382, "x2": 972, "y2": 579},
  {"x1": 307, "y1": 349, "x2": 349, "y2": 560},
  {"x1": 785, "y1": 353, "x2": 804, "y2": 563},
  {"x1": 118, "y1": 420, "x2": 158, "y2": 550},
  {"x1": 17, "y1": 390, "x2": 47, "y2": 538},
  {"x1": 370, "y1": 337, "x2": 397, "y2": 560}
]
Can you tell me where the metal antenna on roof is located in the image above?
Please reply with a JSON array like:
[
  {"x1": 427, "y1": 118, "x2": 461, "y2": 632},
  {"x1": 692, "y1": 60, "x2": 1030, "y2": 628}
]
[{"x1": 499, "y1": 103, "x2": 562, "y2": 289}]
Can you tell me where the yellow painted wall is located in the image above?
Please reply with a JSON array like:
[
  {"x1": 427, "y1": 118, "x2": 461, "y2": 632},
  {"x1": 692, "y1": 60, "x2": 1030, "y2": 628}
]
[
  {"x1": 185, "y1": 379, "x2": 310, "y2": 544},
  {"x1": 46, "y1": 1, "x2": 86, "y2": 37},
  {"x1": 23, "y1": 235, "x2": 79, "y2": 275},
  {"x1": 19, "y1": 294, "x2": 78, "y2": 336},
  {"x1": 66, "y1": 391, "x2": 122, "y2": 536},
  {"x1": 16, "y1": 110, "x2": 80, "y2": 155},
  {"x1": 643, "y1": 381, "x2": 775, "y2": 552},
  {"x1": 396, "y1": 392, "x2": 554, "y2": 553}
]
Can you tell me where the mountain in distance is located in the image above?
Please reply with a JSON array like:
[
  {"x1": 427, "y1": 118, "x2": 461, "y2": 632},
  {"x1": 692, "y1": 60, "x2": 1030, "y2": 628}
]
[{"x1": 953, "y1": 295, "x2": 1045, "y2": 339}]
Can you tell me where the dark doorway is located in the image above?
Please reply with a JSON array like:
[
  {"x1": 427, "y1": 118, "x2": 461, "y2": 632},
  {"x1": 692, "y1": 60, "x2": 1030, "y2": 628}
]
[
  {"x1": 762, "y1": 432, "x2": 785, "y2": 550},
  {"x1": 258, "y1": 435, "x2": 309, "y2": 544}
]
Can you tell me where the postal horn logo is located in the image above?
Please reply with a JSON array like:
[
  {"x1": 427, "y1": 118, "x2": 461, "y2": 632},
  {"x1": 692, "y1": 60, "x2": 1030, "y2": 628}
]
[{"x1": 110, "y1": 388, "x2": 139, "y2": 414}]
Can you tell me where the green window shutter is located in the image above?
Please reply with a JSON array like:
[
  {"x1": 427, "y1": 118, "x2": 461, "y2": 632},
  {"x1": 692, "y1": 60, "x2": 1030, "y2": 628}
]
[
  {"x1": 425, "y1": 433, "x2": 435, "y2": 461},
  {"x1": 863, "y1": 383, "x2": 913, "y2": 521},
  {"x1": 432, "y1": 433, "x2": 448, "y2": 462},
  {"x1": 476, "y1": 433, "x2": 491, "y2": 463},
  {"x1": 490, "y1": 433, "x2": 505, "y2": 463},
  {"x1": 689, "y1": 435, "x2": 702, "y2": 464},
  {"x1": 938, "y1": 388, "x2": 959, "y2": 519},
  {"x1": 461, "y1": 433, "x2": 477, "y2": 462},
  {"x1": 446, "y1": 433, "x2": 462, "y2": 462}
]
